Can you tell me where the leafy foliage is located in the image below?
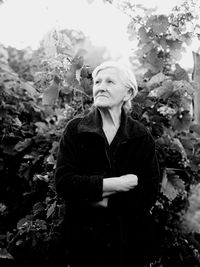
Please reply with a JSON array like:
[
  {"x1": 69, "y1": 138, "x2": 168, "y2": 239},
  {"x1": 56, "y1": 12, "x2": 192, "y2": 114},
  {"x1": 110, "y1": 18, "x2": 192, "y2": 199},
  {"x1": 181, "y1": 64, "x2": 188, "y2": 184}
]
[
  {"x1": 116, "y1": 0, "x2": 200, "y2": 77},
  {"x1": 129, "y1": 48, "x2": 200, "y2": 266},
  {"x1": 1, "y1": 5, "x2": 200, "y2": 266},
  {"x1": 0, "y1": 37, "x2": 90, "y2": 265}
]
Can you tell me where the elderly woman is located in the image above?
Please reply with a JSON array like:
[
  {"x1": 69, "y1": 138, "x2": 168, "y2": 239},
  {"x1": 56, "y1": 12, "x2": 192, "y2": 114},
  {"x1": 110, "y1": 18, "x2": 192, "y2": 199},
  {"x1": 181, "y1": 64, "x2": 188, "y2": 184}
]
[{"x1": 55, "y1": 61, "x2": 160, "y2": 267}]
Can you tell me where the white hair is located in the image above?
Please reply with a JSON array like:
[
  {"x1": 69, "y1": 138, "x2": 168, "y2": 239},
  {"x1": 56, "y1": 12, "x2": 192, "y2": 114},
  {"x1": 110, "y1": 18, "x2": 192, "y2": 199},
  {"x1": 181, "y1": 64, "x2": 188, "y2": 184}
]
[{"x1": 92, "y1": 60, "x2": 138, "y2": 112}]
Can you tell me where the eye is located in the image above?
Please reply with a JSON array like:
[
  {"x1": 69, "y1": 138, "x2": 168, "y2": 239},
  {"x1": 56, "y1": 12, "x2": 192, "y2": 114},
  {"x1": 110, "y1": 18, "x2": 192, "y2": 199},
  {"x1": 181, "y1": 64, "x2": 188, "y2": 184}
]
[
  {"x1": 94, "y1": 80, "x2": 100, "y2": 85},
  {"x1": 107, "y1": 80, "x2": 114, "y2": 84}
]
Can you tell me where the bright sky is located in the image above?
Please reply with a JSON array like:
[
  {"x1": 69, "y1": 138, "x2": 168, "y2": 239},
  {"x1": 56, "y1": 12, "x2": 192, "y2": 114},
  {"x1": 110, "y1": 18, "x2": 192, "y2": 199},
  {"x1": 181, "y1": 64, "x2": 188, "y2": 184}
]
[{"x1": 0, "y1": 0, "x2": 198, "y2": 68}]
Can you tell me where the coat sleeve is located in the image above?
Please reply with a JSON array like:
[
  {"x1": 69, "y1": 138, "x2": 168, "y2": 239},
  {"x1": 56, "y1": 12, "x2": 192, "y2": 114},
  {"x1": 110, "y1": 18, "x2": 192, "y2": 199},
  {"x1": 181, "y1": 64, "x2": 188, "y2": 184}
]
[
  {"x1": 108, "y1": 131, "x2": 161, "y2": 215},
  {"x1": 137, "y1": 132, "x2": 161, "y2": 213},
  {"x1": 54, "y1": 120, "x2": 103, "y2": 204}
]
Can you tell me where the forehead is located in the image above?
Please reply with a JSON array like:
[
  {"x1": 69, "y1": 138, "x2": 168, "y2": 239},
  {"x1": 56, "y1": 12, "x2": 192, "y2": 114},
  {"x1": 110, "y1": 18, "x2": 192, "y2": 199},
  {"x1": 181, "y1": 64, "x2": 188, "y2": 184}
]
[{"x1": 95, "y1": 67, "x2": 120, "y2": 78}]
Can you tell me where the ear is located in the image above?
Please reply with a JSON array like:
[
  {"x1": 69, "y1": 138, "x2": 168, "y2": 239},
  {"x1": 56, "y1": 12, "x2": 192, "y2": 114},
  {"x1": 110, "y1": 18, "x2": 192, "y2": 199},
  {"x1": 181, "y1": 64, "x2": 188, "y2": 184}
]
[{"x1": 123, "y1": 88, "x2": 133, "y2": 101}]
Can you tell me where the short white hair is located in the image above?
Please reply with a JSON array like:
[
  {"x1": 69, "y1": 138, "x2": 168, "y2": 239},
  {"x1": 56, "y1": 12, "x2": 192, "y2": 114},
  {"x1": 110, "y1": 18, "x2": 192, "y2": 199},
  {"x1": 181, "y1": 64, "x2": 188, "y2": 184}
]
[{"x1": 92, "y1": 60, "x2": 138, "y2": 112}]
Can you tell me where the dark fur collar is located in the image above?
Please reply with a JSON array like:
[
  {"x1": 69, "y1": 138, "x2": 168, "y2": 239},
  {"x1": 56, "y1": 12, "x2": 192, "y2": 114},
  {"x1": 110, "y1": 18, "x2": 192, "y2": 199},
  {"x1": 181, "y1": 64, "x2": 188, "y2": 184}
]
[{"x1": 77, "y1": 107, "x2": 146, "y2": 140}]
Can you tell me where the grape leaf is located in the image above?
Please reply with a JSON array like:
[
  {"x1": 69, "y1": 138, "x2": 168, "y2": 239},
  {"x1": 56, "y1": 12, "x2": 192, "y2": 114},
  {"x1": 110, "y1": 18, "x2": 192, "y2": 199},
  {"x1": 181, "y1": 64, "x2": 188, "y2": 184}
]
[
  {"x1": 0, "y1": 248, "x2": 14, "y2": 260},
  {"x1": 34, "y1": 122, "x2": 49, "y2": 134},
  {"x1": 173, "y1": 80, "x2": 194, "y2": 96},
  {"x1": 146, "y1": 49, "x2": 163, "y2": 73},
  {"x1": 161, "y1": 170, "x2": 179, "y2": 201},
  {"x1": 42, "y1": 81, "x2": 60, "y2": 106},
  {"x1": 146, "y1": 15, "x2": 169, "y2": 35},
  {"x1": 138, "y1": 27, "x2": 149, "y2": 43},
  {"x1": 14, "y1": 138, "x2": 32, "y2": 152},
  {"x1": 170, "y1": 49, "x2": 182, "y2": 61},
  {"x1": 174, "y1": 64, "x2": 190, "y2": 82},
  {"x1": 148, "y1": 80, "x2": 173, "y2": 98},
  {"x1": 146, "y1": 72, "x2": 168, "y2": 87},
  {"x1": 170, "y1": 111, "x2": 192, "y2": 131},
  {"x1": 142, "y1": 42, "x2": 154, "y2": 54},
  {"x1": 47, "y1": 201, "x2": 57, "y2": 218},
  {"x1": 190, "y1": 123, "x2": 200, "y2": 135},
  {"x1": 170, "y1": 176, "x2": 185, "y2": 192},
  {"x1": 22, "y1": 82, "x2": 38, "y2": 99},
  {"x1": 160, "y1": 37, "x2": 168, "y2": 50},
  {"x1": 170, "y1": 138, "x2": 187, "y2": 159}
]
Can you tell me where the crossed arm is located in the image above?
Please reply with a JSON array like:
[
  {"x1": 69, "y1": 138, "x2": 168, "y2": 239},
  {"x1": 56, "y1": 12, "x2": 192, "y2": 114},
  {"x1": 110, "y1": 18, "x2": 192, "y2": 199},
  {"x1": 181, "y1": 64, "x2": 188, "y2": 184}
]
[
  {"x1": 91, "y1": 174, "x2": 138, "y2": 207},
  {"x1": 55, "y1": 122, "x2": 159, "y2": 211}
]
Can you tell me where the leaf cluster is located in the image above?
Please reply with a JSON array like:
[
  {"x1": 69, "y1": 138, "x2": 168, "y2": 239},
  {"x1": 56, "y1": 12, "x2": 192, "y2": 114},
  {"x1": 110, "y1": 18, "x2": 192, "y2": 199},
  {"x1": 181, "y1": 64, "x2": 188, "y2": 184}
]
[{"x1": 1, "y1": 21, "x2": 200, "y2": 266}]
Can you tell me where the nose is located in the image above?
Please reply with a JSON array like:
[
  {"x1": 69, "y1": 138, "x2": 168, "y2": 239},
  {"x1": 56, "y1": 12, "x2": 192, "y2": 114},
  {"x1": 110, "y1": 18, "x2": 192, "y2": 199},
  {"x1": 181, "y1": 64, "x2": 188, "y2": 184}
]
[
  {"x1": 97, "y1": 80, "x2": 107, "y2": 91},
  {"x1": 95, "y1": 87, "x2": 107, "y2": 98},
  {"x1": 94, "y1": 82, "x2": 107, "y2": 94},
  {"x1": 98, "y1": 87, "x2": 106, "y2": 92}
]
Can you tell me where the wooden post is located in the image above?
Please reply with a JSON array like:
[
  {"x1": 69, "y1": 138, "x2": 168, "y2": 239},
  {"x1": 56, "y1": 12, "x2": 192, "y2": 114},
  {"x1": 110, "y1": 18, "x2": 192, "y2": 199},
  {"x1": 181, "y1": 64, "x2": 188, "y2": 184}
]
[{"x1": 192, "y1": 52, "x2": 200, "y2": 124}]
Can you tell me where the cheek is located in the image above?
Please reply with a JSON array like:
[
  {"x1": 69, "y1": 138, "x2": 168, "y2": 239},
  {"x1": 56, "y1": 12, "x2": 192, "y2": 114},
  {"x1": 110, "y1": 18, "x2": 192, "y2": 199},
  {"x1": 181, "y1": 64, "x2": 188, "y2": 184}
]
[
  {"x1": 114, "y1": 90, "x2": 126, "y2": 100},
  {"x1": 92, "y1": 86, "x2": 96, "y2": 96}
]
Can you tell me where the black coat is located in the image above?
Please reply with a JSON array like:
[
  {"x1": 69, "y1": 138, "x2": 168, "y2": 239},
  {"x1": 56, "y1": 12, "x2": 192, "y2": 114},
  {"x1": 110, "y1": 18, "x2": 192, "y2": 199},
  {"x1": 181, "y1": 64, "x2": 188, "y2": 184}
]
[{"x1": 55, "y1": 107, "x2": 161, "y2": 267}]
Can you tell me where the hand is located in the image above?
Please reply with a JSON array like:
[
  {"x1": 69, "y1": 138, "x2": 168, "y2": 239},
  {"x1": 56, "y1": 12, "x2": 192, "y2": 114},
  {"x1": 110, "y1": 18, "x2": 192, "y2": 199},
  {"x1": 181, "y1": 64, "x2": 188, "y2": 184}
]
[
  {"x1": 103, "y1": 174, "x2": 138, "y2": 196},
  {"x1": 118, "y1": 174, "x2": 138, "y2": 192},
  {"x1": 90, "y1": 197, "x2": 108, "y2": 208}
]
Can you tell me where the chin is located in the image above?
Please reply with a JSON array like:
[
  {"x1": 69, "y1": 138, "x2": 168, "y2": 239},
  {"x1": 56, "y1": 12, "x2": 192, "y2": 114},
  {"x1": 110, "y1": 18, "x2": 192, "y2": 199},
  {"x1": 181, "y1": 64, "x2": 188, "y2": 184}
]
[
  {"x1": 94, "y1": 100, "x2": 109, "y2": 109},
  {"x1": 95, "y1": 104, "x2": 109, "y2": 110}
]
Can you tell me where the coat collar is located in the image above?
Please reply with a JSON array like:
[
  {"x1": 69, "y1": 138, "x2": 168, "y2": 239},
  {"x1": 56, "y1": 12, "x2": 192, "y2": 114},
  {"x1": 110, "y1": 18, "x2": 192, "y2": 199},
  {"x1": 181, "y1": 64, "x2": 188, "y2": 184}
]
[{"x1": 77, "y1": 107, "x2": 146, "y2": 140}]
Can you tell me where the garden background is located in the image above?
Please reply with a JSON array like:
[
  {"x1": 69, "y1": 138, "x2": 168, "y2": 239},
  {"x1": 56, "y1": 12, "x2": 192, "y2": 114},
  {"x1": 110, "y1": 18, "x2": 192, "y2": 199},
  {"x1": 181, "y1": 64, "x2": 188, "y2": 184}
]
[{"x1": 1, "y1": 0, "x2": 200, "y2": 266}]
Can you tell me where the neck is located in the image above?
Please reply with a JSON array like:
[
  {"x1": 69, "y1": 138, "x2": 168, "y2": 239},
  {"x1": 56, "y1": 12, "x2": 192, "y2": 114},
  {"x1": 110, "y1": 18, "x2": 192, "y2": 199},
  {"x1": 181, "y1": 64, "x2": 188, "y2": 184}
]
[
  {"x1": 98, "y1": 107, "x2": 122, "y2": 144},
  {"x1": 98, "y1": 107, "x2": 121, "y2": 128}
]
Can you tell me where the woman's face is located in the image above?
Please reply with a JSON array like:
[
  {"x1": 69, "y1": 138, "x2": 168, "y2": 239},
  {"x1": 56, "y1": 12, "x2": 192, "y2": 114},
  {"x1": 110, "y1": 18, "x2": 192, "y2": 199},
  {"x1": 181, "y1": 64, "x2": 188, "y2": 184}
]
[{"x1": 93, "y1": 67, "x2": 130, "y2": 111}]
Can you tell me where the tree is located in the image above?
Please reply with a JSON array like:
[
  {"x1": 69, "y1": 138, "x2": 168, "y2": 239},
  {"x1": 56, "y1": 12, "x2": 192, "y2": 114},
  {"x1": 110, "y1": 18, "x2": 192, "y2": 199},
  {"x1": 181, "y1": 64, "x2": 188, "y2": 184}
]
[{"x1": 192, "y1": 52, "x2": 200, "y2": 124}]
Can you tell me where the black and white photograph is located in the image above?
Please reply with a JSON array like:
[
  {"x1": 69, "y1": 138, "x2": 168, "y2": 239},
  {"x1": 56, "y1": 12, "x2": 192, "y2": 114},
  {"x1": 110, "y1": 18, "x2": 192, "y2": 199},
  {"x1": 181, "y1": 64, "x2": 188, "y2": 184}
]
[{"x1": 0, "y1": 0, "x2": 200, "y2": 266}]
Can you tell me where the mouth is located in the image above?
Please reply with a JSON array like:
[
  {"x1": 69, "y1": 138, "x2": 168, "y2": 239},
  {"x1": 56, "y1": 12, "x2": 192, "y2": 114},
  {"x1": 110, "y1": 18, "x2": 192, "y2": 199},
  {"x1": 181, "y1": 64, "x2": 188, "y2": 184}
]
[{"x1": 95, "y1": 94, "x2": 108, "y2": 99}]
